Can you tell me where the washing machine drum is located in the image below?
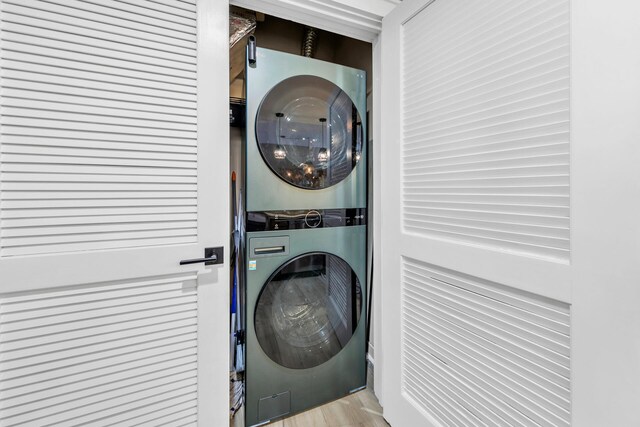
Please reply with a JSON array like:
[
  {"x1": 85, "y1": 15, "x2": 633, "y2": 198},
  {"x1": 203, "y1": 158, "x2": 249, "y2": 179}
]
[
  {"x1": 254, "y1": 253, "x2": 362, "y2": 369},
  {"x1": 256, "y1": 75, "x2": 364, "y2": 190}
]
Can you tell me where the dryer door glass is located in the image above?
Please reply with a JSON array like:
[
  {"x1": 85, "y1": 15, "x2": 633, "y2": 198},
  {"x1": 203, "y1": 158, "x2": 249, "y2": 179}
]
[
  {"x1": 254, "y1": 253, "x2": 362, "y2": 369},
  {"x1": 256, "y1": 75, "x2": 363, "y2": 190}
]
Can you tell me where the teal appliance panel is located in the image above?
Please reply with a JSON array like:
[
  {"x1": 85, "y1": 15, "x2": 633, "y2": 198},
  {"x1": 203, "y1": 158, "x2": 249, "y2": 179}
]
[
  {"x1": 246, "y1": 48, "x2": 367, "y2": 211},
  {"x1": 244, "y1": 225, "x2": 367, "y2": 426}
]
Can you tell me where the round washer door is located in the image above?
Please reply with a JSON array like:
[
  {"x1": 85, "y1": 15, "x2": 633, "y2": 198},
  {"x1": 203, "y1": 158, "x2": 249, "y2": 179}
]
[
  {"x1": 256, "y1": 75, "x2": 364, "y2": 190},
  {"x1": 254, "y1": 252, "x2": 362, "y2": 369}
]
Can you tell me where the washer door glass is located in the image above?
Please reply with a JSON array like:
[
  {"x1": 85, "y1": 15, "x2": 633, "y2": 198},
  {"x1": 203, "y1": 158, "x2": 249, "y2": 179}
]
[
  {"x1": 254, "y1": 253, "x2": 362, "y2": 369},
  {"x1": 256, "y1": 75, "x2": 364, "y2": 190}
]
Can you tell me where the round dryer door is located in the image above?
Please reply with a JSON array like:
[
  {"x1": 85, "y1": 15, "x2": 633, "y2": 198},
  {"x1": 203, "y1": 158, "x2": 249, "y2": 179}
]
[
  {"x1": 256, "y1": 75, "x2": 364, "y2": 190},
  {"x1": 254, "y1": 253, "x2": 362, "y2": 369}
]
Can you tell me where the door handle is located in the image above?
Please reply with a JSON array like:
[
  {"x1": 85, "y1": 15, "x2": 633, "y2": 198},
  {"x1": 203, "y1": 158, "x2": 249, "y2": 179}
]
[
  {"x1": 254, "y1": 246, "x2": 285, "y2": 255},
  {"x1": 180, "y1": 247, "x2": 224, "y2": 266}
]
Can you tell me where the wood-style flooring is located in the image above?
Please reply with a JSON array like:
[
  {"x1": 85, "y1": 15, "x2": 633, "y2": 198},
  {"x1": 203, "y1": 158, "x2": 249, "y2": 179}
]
[
  {"x1": 266, "y1": 387, "x2": 389, "y2": 427},
  {"x1": 232, "y1": 386, "x2": 388, "y2": 427}
]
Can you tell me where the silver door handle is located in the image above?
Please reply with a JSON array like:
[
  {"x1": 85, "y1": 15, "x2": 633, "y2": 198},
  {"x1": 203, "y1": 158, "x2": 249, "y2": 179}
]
[{"x1": 254, "y1": 246, "x2": 285, "y2": 254}]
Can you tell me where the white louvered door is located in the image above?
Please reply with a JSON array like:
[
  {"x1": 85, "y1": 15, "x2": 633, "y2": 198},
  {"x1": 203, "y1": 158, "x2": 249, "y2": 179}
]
[
  {"x1": 379, "y1": 1, "x2": 574, "y2": 426},
  {"x1": 0, "y1": 1, "x2": 229, "y2": 426}
]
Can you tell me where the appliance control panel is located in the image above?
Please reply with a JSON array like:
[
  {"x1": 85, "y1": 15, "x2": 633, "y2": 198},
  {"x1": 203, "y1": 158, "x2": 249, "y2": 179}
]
[{"x1": 247, "y1": 208, "x2": 366, "y2": 232}]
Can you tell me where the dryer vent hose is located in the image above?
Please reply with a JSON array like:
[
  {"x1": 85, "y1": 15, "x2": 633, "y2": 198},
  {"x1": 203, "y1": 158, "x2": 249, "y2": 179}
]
[{"x1": 302, "y1": 26, "x2": 318, "y2": 58}]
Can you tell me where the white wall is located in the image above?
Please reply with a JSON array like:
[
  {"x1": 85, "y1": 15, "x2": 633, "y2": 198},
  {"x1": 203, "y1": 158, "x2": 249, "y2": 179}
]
[{"x1": 571, "y1": 2, "x2": 640, "y2": 425}]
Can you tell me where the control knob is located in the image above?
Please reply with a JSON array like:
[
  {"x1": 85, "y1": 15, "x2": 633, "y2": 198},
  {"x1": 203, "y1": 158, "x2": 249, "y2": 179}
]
[{"x1": 304, "y1": 210, "x2": 322, "y2": 228}]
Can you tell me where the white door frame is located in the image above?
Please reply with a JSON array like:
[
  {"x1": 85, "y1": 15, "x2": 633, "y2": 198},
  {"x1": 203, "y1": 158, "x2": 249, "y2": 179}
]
[
  {"x1": 371, "y1": 35, "x2": 384, "y2": 405},
  {"x1": 197, "y1": 1, "x2": 231, "y2": 425},
  {"x1": 229, "y1": 0, "x2": 396, "y2": 42}
]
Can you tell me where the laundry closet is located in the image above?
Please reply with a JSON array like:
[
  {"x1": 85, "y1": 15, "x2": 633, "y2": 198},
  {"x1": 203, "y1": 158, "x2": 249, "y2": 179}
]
[
  {"x1": 228, "y1": 8, "x2": 374, "y2": 426},
  {"x1": 1, "y1": 1, "x2": 638, "y2": 426}
]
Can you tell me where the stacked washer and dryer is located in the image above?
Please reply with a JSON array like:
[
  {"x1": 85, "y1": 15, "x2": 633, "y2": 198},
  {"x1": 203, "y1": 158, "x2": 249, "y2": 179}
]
[{"x1": 243, "y1": 47, "x2": 368, "y2": 426}]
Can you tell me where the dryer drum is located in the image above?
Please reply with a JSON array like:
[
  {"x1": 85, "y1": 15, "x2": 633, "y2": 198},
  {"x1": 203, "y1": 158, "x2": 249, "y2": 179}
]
[
  {"x1": 254, "y1": 252, "x2": 362, "y2": 369},
  {"x1": 255, "y1": 75, "x2": 363, "y2": 190}
]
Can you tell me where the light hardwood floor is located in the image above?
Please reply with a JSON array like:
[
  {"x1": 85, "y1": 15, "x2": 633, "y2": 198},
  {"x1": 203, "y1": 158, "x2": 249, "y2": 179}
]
[
  {"x1": 267, "y1": 387, "x2": 389, "y2": 427},
  {"x1": 232, "y1": 386, "x2": 388, "y2": 427}
]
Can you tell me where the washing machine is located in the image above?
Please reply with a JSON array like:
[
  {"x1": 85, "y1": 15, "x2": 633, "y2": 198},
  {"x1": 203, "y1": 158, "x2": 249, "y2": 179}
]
[
  {"x1": 244, "y1": 209, "x2": 367, "y2": 426},
  {"x1": 246, "y1": 48, "x2": 367, "y2": 212}
]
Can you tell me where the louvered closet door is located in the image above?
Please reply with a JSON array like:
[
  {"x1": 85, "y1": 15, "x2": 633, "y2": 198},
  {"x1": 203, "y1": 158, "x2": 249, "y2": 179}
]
[
  {"x1": 379, "y1": 1, "x2": 573, "y2": 426},
  {"x1": 0, "y1": 1, "x2": 229, "y2": 426}
]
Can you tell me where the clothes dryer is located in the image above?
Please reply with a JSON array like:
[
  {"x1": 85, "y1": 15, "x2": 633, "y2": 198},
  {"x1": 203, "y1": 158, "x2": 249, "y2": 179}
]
[
  {"x1": 244, "y1": 209, "x2": 367, "y2": 426},
  {"x1": 246, "y1": 48, "x2": 367, "y2": 211}
]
